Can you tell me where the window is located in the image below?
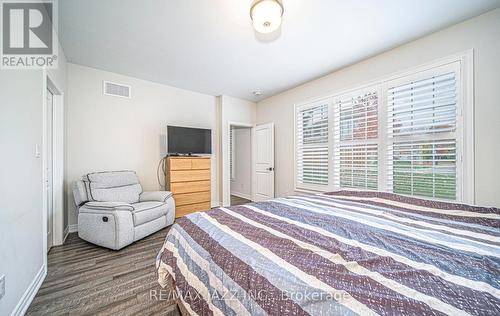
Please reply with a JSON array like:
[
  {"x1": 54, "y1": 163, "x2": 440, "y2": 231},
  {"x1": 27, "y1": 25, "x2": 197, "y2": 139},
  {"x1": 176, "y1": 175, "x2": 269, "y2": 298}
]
[
  {"x1": 294, "y1": 53, "x2": 472, "y2": 202},
  {"x1": 386, "y1": 66, "x2": 459, "y2": 200},
  {"x1": 333, "y1": 88, "x2": 379, "y2": 190},
  {"x1": 295, "y1": 101, "x2": 330, "y2": 189}
]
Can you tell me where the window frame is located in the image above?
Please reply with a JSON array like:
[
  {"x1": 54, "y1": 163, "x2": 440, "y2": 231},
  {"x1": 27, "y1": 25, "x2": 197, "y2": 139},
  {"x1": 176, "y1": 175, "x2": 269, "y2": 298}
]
[
  {"x1": 293, "y1": 50, "x2": 474, "y2": 204},
  {"x1": 384, "y1": 62, "x2": 462, "y2": 201},
  {"x1": 229, "y1": 126, "x2": 235, "y2": 181}
]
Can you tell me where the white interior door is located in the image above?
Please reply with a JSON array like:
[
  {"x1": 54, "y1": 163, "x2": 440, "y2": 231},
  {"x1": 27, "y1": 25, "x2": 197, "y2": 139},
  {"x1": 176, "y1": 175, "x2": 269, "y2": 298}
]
[
  {"x1": 46, "y1": 89, "x2": 54, "y2": 251},
  {"x1": 253, "y1": 123, "x2": 275, "y2": 201}
]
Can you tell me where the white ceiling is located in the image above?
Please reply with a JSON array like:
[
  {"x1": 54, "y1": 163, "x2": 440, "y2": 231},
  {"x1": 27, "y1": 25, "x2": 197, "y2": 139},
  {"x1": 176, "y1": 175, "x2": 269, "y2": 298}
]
[{"x1": 59, "y1": 0, "x2": 500, "y2": 101}]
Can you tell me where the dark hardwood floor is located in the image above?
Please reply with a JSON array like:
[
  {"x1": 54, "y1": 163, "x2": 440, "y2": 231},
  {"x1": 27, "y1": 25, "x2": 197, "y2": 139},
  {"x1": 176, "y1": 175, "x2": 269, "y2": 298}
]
[
  {"x1": 26, "y1": 228, "x2": 179, "y2": 316},
  {"x1": 230, "y1": 195, "x2": 251, "y2": 206}
]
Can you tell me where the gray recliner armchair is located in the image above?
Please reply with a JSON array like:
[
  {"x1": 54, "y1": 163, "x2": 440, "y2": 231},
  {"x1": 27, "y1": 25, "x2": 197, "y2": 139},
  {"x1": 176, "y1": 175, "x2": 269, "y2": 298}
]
[{"x1": 73, "y1": 171, "x2": 175, "y2": 250}]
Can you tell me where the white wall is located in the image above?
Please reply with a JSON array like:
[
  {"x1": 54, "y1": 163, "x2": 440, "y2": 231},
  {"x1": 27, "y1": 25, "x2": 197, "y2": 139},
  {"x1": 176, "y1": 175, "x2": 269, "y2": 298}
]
[
  {"x1": 0, "y1": 70, "x2": 44, "y2": 316},
  {"x1": 219, "y1": 96, "x2": 256, "y2": 206},
  {"x1": 256, "y1": 8, "x2": 500, "y2": 207},
  {"x1": 0, "y1": 52, "x2": 67, "y2": 316},
  {"x1": 66, "y1": 63, "x2": 219, "y2": 225},
  {"x1": 230, "y1": 128, "x2": 252, "y2": 199}
]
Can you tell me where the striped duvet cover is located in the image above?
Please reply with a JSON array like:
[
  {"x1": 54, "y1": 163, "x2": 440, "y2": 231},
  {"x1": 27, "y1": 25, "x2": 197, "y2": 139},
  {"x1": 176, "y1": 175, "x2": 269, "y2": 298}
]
[{"x1": 156, "y1": 191, "x2": 500, "y2": 316}]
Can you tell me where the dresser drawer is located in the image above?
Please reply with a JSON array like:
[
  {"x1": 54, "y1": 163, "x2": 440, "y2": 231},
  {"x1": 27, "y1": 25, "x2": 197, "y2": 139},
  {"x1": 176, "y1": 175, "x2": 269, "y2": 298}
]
[
  {"x1": 170, "y1": 169, "x2": 210, "y2": 182},
  {"x1": 170, "y1": 180, "x2": 211, "y2": 194},
  {"x1": 174, "y1": 191, "x2": 211, "y2": 206},
  {"x1": 169, "y1": 158, "x2": 192, "y2": 170},
  {"x1": 176, "y1": 202, "x2": 211, "y2": 218},
  {"x1": 191, "y1": 158, "x2": 210, "y2": 170}
]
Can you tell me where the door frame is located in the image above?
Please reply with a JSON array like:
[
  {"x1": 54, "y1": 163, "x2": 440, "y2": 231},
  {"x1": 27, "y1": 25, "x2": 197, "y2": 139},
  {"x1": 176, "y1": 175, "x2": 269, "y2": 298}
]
[
  {"x1": 42, "y1": 72, "x2": 65, "y2": 259},
  {"x1": 45, "y1": 88, "x2": 54, "y2": 251},
  {"x1": 223, "y1": 121, "x2": 254, "y2": 207}
]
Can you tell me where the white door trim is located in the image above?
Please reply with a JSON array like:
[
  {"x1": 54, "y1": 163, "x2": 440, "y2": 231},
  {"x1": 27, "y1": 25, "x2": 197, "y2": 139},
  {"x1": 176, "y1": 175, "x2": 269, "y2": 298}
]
[
  {"x1": 223, "y1": 121, "x2": 254, "y2": 207},
  {"x1": 42, "y1": 71, "x2": 65, "y2": 260},
  {"x1": 45, "y1": 88, "x2": 54, "y2": 251}
]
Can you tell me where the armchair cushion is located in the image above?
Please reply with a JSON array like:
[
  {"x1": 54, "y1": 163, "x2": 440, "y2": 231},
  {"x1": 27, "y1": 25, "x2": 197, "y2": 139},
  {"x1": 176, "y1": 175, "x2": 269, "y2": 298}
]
[
  {"x1": 139, "y1": 191, "x2": 173, "y2": 203},
  {"x1": 84, "y1": 171, "x2": 142, "y2": 204},
  {"x1": 132, "y1": 201, "x2": 168, "y2": 226},
  {"x1": 82, "y1": 201, "x2": 134, "y2": 212}
]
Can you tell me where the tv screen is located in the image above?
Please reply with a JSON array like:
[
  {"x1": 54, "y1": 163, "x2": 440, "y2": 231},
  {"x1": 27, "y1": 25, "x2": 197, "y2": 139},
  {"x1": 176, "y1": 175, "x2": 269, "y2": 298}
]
[{"x1": 167, "y1": 126, "x2": 212, "y2": 155}]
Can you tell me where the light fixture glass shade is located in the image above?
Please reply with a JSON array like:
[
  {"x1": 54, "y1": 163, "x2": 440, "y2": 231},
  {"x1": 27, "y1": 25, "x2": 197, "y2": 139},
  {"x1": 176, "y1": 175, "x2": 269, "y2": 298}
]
[{"x1": 250, "y1": 0, "x2": 283, "y2": 34}]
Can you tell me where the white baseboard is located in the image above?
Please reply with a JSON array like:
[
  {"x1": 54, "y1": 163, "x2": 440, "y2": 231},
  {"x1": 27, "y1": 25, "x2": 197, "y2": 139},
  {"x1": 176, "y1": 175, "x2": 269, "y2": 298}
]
[
  {"x1": 68, "y1": 224, "x2": 78, "y2": 233},
  {"x1": 62, "y1": 226, "x2": 69, "y2": 244},
  {"x1": 11, "y1": 265, "x2": 46, "y2": 316},
  {"x1": 230, "y1": 191, "x2": 252, "y2": 200}
]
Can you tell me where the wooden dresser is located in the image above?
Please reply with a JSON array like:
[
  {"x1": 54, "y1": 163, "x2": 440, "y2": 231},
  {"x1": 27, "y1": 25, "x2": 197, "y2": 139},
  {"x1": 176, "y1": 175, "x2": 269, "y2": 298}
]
[{"x1": 165, "y1": 156, "x2": 211, "y2": 218}]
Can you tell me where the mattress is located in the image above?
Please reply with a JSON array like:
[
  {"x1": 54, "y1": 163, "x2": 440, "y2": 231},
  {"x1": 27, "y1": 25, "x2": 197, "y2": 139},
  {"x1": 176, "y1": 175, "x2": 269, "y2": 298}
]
[{"x1": 156, "y1": 191, "x2": 500, "y2": 315}]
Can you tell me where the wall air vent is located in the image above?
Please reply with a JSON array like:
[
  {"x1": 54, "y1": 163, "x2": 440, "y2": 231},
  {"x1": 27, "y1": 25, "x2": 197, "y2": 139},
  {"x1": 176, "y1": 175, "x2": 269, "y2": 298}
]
[{"x1": 103, "y1": 81, "x2": 131, "y2": 98}]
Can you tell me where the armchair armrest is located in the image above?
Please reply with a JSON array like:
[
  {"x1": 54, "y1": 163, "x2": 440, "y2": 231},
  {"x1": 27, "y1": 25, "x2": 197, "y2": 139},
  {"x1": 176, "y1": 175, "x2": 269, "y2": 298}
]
[
  {"x1": 81, "y1": 201, "x2": 135, "y2": 212},
  {"x1": 140, "y1": 191, "x2": 173, "y2": 203}
]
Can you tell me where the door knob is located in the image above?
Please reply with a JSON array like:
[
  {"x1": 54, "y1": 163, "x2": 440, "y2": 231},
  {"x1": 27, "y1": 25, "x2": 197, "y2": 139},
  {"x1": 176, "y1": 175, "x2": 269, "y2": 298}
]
[{"x1": 267, "y1": 167, "x2": 274, "y2": 171}]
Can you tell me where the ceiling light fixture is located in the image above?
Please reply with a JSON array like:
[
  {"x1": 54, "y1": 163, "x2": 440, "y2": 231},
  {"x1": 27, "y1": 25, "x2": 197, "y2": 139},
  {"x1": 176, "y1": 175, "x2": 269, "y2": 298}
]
[{"x1": 250, "y1": 0, "x2": 284, "y2": 34}]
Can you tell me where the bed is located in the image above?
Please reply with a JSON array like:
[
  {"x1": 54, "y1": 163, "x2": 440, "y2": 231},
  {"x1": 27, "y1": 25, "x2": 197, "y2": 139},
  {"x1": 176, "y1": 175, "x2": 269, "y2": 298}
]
[{"x1": 156, "y1": 191, "x2": 500, "y2": 315}]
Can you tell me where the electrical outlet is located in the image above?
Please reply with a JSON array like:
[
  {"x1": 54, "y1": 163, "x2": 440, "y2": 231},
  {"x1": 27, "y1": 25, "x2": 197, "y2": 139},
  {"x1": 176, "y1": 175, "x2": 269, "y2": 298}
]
[{"x1": 0, "y1": 275, "x2": 5, "y2": 300}]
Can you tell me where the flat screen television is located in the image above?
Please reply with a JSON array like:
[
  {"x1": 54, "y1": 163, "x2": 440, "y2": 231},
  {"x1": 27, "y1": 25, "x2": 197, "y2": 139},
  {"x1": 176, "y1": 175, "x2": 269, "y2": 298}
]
[{"x1": 167, "y1": 126, "x2": 212, "y2": 155}]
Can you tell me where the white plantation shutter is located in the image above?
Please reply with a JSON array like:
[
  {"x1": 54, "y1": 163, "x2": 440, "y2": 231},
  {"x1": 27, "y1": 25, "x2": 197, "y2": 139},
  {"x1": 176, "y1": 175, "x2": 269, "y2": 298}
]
[
  {"x1": 388, "y1": 140, "x2": 457, "y2": 200},
  {"x1": 296, "y1": 102, "x2": 330, "y2": 189},
  {"x1": 386, "y1": 64, "x2": 459, "y2": 200},
  {"x1": 333, "y1": 89, "x2": 379, "y2": 190},
  {"x1": 387, "y1": 72, "x2": 457, "y2": 137}
]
